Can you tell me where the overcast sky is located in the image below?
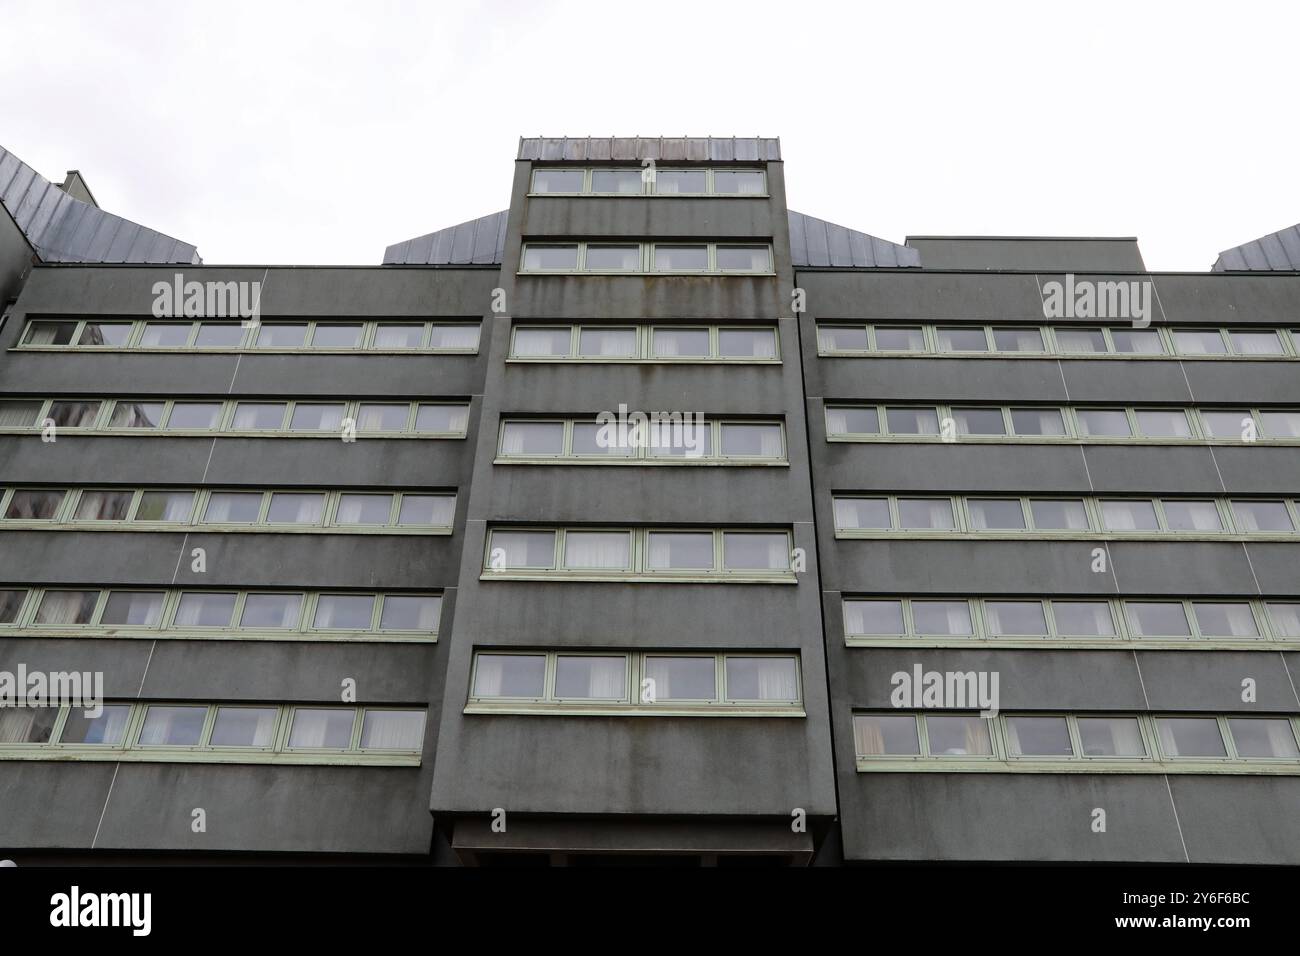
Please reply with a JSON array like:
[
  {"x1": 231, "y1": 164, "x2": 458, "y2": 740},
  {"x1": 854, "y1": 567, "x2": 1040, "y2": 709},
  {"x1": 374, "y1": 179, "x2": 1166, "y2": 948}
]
[{"x1": 3, "y1": 0, "x2": 1296, "y2": 269}]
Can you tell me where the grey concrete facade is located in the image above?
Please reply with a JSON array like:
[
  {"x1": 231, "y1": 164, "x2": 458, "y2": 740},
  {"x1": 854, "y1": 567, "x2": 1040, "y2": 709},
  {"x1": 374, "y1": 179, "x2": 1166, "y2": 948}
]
[{"x1": 1, "y1": 137, "x2": 1298, "y2": 865}]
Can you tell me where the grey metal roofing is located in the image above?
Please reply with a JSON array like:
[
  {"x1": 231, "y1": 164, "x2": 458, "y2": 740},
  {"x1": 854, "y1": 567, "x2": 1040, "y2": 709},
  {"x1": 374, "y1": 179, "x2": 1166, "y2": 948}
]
[
  {"x1": 383, "y1": 209, "x2": 509, "y2": 265},
  {"x1": 1213, "y1": 223, "x2": 1300, "y2": 271},
  {"x1": 0, "y1": 145, "x2": 200, "y2": 264},
  {"x1": 788, "y1": 210, "x2": 921, "y2": 268},
  {"x1": 518, "y1": 137, "x2": 781, "y2": 163}
]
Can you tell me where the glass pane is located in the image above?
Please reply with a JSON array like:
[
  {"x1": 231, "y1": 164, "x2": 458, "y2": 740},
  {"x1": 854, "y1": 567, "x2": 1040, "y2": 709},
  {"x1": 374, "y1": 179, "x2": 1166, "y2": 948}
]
[
  {"x1": 23, "y1": 320, "x2": 77, "y2": 345},
  {"x1": 1200, "y1": 410, "x2": 1253, "y2": 439},
  {"x1": 926, "y1": 716, "x2": 992, "y2": 755},
  {"x1": 652, "y1": 328, "x2": 709, "y2": 357},
  {"x1": 1076, "y1": 409, "x2": 1131, "y2": 437},
  {"x1": 415, "y1": 404, "x2": 469, "y2": 433},
  {"x1": 0, "y1": 708, "x2": 58, "y2": 744},
  {"x1": 74, "y1": 490, "x2": 133, "y2": 521},
  {"x1": 489, "y1": 531, "x2": 556, "y2": 568},
  {"x1": 513, "y1": 327, "x2": 572, "y2": 357},
  {"x1": 912, "y1": 600, "x2": 973, "y2": 636},
  {"x1": 854, "y1": 715, "x2": 920, "y2": 755},
  {"x1": 313, "y1": 594, "x2": 375, "y2": 629},
  {"x1": 77, "y1": 322, "x2": 132, "y2": 346},
  {"x1": 897, "y1": 498, "x2": 954, "y2": 529},
  {"x1": 194, "y1": 323, "x2": 244, "y2": 347},
  {"x1": 288, "y1": 709, "x2": 355, "y2": 749},
  {"x1": 967, "y1": 499, "x2": 1026, "y2": 530},
  {"x1": 1192, "y1": 602, "x2": 1258, "y2": 638},
  {"x1": 1009, "y1": 407, "x2": 1066, "y2": 436},
  {"x1": 1228, "y1": 718, "x2": 1299, "y2": 759},
  {"x1": 718, "y1": 328, "x2": 776, "y2": 359},
  {"x1": 255, "y1": 323, "x2": 308, "y2": 348},
  {"x1": 429, "y1": 324, "x2": 480, "y2": 350},
  {"x1": 373, "y1": 323, "x2": 425, "y2": 349},
  {"x1": 398, "y1": 495, "x2": 453, "y2": 527},
  {"x1": 653, "y1": 245, "x2": 709, "y2": 271},
  {"x1": 1110, "y1": 329, "x2": 1163, "y2": 354},
  {"x1": 4, "y1": 490, "x2": 65, "y2": 519},
  {"x1": 985, "y1": 601, "x2": 1048, "y2": 635},
  {"x1": 1052, "y1": 601, "x2": 1115, "y2": 636},
  {"x1": 590, "y1": 169, "x2": 642, "y2": 194},
  {"x1": 875, "y1": 326, "x2": 925, "y2": 351},
  {"x1": 473, "y1": 655, "x2": 546, "y2": 698},
  {"x1": 715, "y1": 245, "x2": 770, "y2": 271},
  {"x1": 562, "y1": 531, "x2": 631, "y2": 569},
  {"x1": 139, "y1": 322, "x2": 191, "y2": 347},
  {"x1": 311, "y1": 323, "x2": 363, "y2": 348},
  {"x1": 59, "y1": 705, "x2": 131, "y2": 745},
  {"x1": 356, "y1": 403, "x2": 409, "y2": 432},
  {"x1": 1231, "y1": 500, "x2": 1294, "y2": 532},
  {"x1": 725, "y1": 657, "x2": 798, "y2": 701},
  {"x1": 646, "y1": 419, "x2": 711, "y2": 458},
  {"x1": 0, "y1": 589, "x2": 25, "y2": 624},
  {"x1": 35, "y1": 590, "x2": 98, "y2": 625},
  {"x1": 712, "y1": 170, "x2": 765, "y2": 194},
  {"x1": 953, "y1": 407, "x2": 1005, "y2": 435},
  {"x1": 211, "y1": 707, "x2": 278, "y2": 747},
  {"x1": 108, "y1": 402, "x2": 164, "y2": 428},
  {"x1": 722, "y1": 532, "x2": 789, "y2": 570},
  {"x1": 1228, "y1": 330, "x2": 1283, "y2": 355},
  {"x1": 571, "y1": 422, "x2": 636, "y2": 457},
  {"x1": 720, "y1": 423, "x2": 783, "y2": 457},
  {"x1": 554, "y1": 656, "x2": 627, "y2": 699},
  {"x1": 885, "y1": 407, "x2": 939, "y2": 434},
  {"x1": 992, "y1": 327, "x2": 1044, "y2": 352},
  {"x1": 1007, "y1": 716, "x2": 1073, "y2": 756},
  {"x1": 379, "y1": 595, "x2": 442, "y2": 631},
  {"x1": 289, "y1": 404, "x2": 345, "y2": 432},
  {"x1": 936, "y1": 328, "x2": 988, "y2": 352},
  {"x1": 175, "y1": 592, "x2": 237, "y2": 627},
  {"x1": 0, "y1": 400, "x2": 42, "y2": 427},
  {"x1": 240, "y1": 593, "x2": 303, "y2": 629},
  {"x1": 817, "y1": 326, "x2": 868, "y2": 351},
  {"x1": 139, "y1": 705, "x2": 206, "y2": 746},
  {"x1": 1162, "y1": 499, "x2": 1222, "y2": 531},
  {"x1": 646, "y1": 532, "x2": 714, "y2": 570},
  {"x1": 48, "y1": 401, "x2": 100, "y2": 427},
  {"x1": 101, "y1": 591, "x2": 164, "y2": 627},
  {"x1": 532, "y1": 168, "x2": 585, "y2": 193},
  {"x1": 167, "y1": 402, "x2": 222, "y2": 429},
  {"x1": 1125, "y1": 602, "x2": 1191, "y2": 637},
  {"x1": 644, "y1": 657, "x2": 716, "y2": 700},
  {"x1": 1029, "y1": 498, "x2": 1089, "y2": 530},
  {"x1": 1055, "y1": 328, "x2": 1106, "y2": 352},
  {"x1": 1173, "y1": 329, "x2": 1226, "y2": 354},
  {"x1": 203, "y1": 492, "x2": 263, "y2": 523},
  {"x1": 1100, "y1": 499, "x2": 1159, "y2": 531},
  {"x1": 360, "y1": 710, "x2": 425, "y2": 750},
  {"x1": 134, "y1": 491, "x2": 193, "y2": 522},
  {"x1": 1266, "y1": 603, "x2": 1300, "y2": 638},
  {"x1": 335, "y1": 494, "x2": 393, "y2": 525},
  {"x1": 585, "y1": 244, "x2": 640, "y2": 270},
  {"x1": 655, "y1": 169, "x2": 707, "y2": 194},
  {"x1": 833, "y1": 497, "x2": 890, "y2": 530},
  {"x1": 1077, "y1": 717, "x2": 1146, "y2": 757},
  {"x1": 843, "y1": 599, "x2": 904, "y2": 636},
  {"x1": 1259, "y1": 411, "x2": 1300, "y2": 439},
  {"x1": 1157, "y1": 717, "x2": 1225, "y2": 757},
  {"x1": 1136, "y1": 409, "x2": 1190, "y2": 438},
  {"x1": 523, "y1": 244, "x2": 580, "y2": 271},
  {"x1": 826, "y1": 407, "x2": 879, "y2": 436},
  {"x1": 232, "y1": 402, "x2": 287, "y2": 430},
  {"x1": 578, "y1": 328, "x2": 636, "y2": 357}
]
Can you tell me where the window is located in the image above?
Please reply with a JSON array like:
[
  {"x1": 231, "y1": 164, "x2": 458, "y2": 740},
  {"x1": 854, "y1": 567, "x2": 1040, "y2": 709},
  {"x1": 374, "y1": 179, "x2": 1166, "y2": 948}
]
[
  {"x1": 1055, "y1": 328, "x2": 1107, "y2": 352},
  {"x1": 854, "y1": 715, "x2": 921, "y2": 756},
  {"x1": 1135, "y1": 409, "x2": 1191, "y2": 438},
  {"x1": 1260, "y1": 411, "x2": 1300, "y2": 439},
  {"x1": 232, "y1": 402, "x2": 287, "y2": 430},
  {"x1": 875, "y1": 326, "x2": 924, "y2": 351},
  {"x1": 590, "y1": 169, "x2": 642, "y2": 194},
  {"x1": 1200, "y1": 410, "x2": 1252, "y2": 439},
  {"x1": 897, "y1": 498, "x2": 954, "y2": 530},
  {"x1": 833, "y1": 497, "x2": 890, "y2": 530},
  {"x1": 645, "y1": 657, "x2": 716, "y2": 700},
  {"x1": 1006, "y1": 716, "x2": 1073, "y2": 756},
  {"x1": 718, "y1": 328, "x2": 777, "y2": 359},
  {"x1": 140, "y1": 323, "x2": 190, "y2": 347},
  {"x1": 374, "y1": 324, "x2": 425, "y2": 349},
  {"x1": 510, "y1": 324, "x2": 777, "y2": 362},
  {"x1": 585, "y1": 244, "x2": 640, "y2": 271},
  {"x1": 719, "y1": 423, "x2": 783, "y2": 458},
  {"x1": 826, "y1": 407, "x2": 879, "y2": 436},
  {"x1": 1156, "y1": 717, "x2": 1226, "y2": 758},
  {"x1": 23, "y1": 320, "x2": 77, "y2": 345},
  {"x1": 711, "y1": 170, "x2": 766, "y2": 195},
  {"x1": 937, "y1": 327, "x2": 988, "y2": 352},
  {"x1": 843, "y1": 599, "x2": 905, "y2": 636},
  {"x1": 967, "y1": 499, "x2": 1026, "y2": 530},
  {"x1": 139, "y1": 705, "x2": 207, "y2": 746},
  {"x1": 952, "y1": 407, "x2": 1006, "y2": 435},
  {"x1": 513, "y1": 327, "x2": 573, "y2": 358},
  {"x1": 926, "y1": 716, "x2": 993, "y2": 756},
  {"x1": 59, "y1": 706, "x2": 131, "y2": 746},
  {"x1": 1076, "y1": 409, "x2": 1131, "y2": 437},
  {"x1": 288, "y1": 709, "x2": 355, "y2": 749},
  {"x1": 77, "y1": 322, "x2": 132, "y2": 346},
  {"x1": 532, "y1": 168, "x2": 585, "y2": 193},
  {"x1": 1125, "y1": 602, "x2": 1191, "y2": 637},
  {"x1": 653, "y1": 244, "x2": 708, "y2": 272},
  {"x1": 579, "y1": 328, "x2": 636, "y2": 358},
  {"x1": 555, "y1": 656, "x2": 627, "y2": 699},
  {"x1": 912, "y1": 601, "x2": 973, "y2": 636},
  {"x1": 194, "y1": 323, "x2": 244, "y2": 348},
  {"x1": 311, "y1": 324, "x2": 364, "y2": 348},
  {"x1": 500, "y1": 421, "x2": 565, "y2": 456},
  {"x1": 885, "y1": 407, "x2": 939, "y2": 435},
  {"x1": 48, "y1": 401, "x2": 99, "y2": 428},
  {"x1": 984, "y1": 601, "x2": 1048, "y2": 636},
  {"x1": 35, "y1": 590, "x2": 98, "y2": 625},
  {"x1": 520, "y1": 242, "x2": 773, "y2": 274},
  {"x1": 1173, "y1": 329, "x2": 1226, "y2": 354},
  {"x1": 1010, "y1": 408, "x2": 1066, "y2": 436},
  {"x1": 75, "y1": 490, "x2": 132, "y2": 521},
  {"x1": 722, "y1": 532, "x2": 789, "y2": 570},
  {"x1": 473, "y1": 655, "x2": 547, "y2": 699},
  {"x1": 1077, "y1": 717, "x2": 1146, "y2": 757},
  {"x1": 1110, "y1": 329, "x2": 1164, "y2": 354},
  {"x1": 1192, "y1": 603, "x2": 1258, "y2": 638},
  {"x1": 1228, "y1": 330, "x2": 1283, "y2": 355},
  {"x1": 1053, "y1": 602, "x2": 1115, "y2": 637},
  {"x1": 652, "y1": 328, "x2": 709, "y2": 358},
  {"x1": 529, "y1": 167, "x2": 764, "y2": 197},
  {"x1": 1100, "y1": 499, "x2": 1159, "y2": 531},
  {"x1": 818, "y1": 326, "x2": 868, "y2": 352},
  {"x1": 725, "y1": 657, "x2": 798, "y2": 701},
  {"x1": 0, "y1": 589, "x2": 25, "y2": 624},
  {"x1": 256, "y1": 324, "x2": 308, "y2": 348},
  {"x1": 992, "y1": 327, "x2": 1045, "y2": 352},
  {"x1": 1162, "y1": 499, "x2": 1222, "y2": 532},
  {"x1": 562, "y1": 532, "x2": 632, "y2": 570},
  {"x1": 0, "y1": 401, "x2": 41, "y2": 427},
  {"x1": 1228, "y1": 718, "x2": 1299, "y2": 759},
  {"x1": 313, "y1": 594, "x2": 375, "y2": 629},
  {"x1": 168, "y1": 403, "x2": 223, "y2": 429},
  {"x1": 134, "y1": 491, "x2": 194, "y2": 522},
  {"x1": 489, "y1": 531, "x2": 557, "y2": 569},
  {"x1": 656, "y1": 169, "x2": 707, "y2": 194},
  {"x1": 647, "y1": 532, "x2": 713, "y2": 570},
  {"x1": 204, "y1": 492, "x2": 262, "y2": 523},
  {"x1": 715, "y1": 245, "x2": 771, "y2": 272},
  {"x1": 1232, "y1": 499, "x2": 1294, "y2": 532},
  {"x1": 5, "y1": 490, "x2": 64, "y2": 519},
  {"x1": 378, "y1": 595, "x2": 442, "y2": 632},
  {"x1": 101, "y1": 591, "x2": 165, "y2": 627},
  {"x1": 211, "y1": 707, "x2": 278, "y2": 748},
  {"x1": 107, "y1": 401, "x2": 166, "y2": 430},
  {"x1": 359, "y1": 710, "x2": 425, "y2": 751}
]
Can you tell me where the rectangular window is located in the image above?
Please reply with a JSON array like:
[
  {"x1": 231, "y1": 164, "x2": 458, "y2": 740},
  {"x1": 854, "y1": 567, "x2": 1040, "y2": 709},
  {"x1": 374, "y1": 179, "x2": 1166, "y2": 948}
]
[
  {"x1": 473, "y1": 654, "x2": 547, "y2": 699},
  {"x1": 897, "y1": 498, "x2": 954, "y2": 530},
  {"x1": 311, "y1": 323, "x2": 364, "y2": 348},
  {"x1": 313, "y1": 594, "x2": 376, "y2": 630},
  {"x1": 1006, "y1": 716, "x2": 1073, "y2": 756},
  {"x1": 911, "y1": 601, "x2": 973, "y2": 636},
  {"x1": 554, "y1": 656, "x2": 627, "y2": 699},
  {"x1": 1100, "y1": 499, "x2": 1159, "y2": 531},
  {"x1": 1228, "y1": 718, "x2": 1299, "y2": 759},
  {"x1": 138, "y1": 705, "x2": 207, "y2": 747},
  {"x1": 590, "y1": 169, "x2": 643, "y2": 194},
  {"x1": 585, "y1": 244, "x2": 640, "y2": 271},
  {"x1": 967, "y1": 499, "x2": 1026, "y2": 530},
  {"x1": 826, "y1": 407, "x2": 879, "y2": 436},
  {"x1": 1174, "y1": 329, "x2": 1227, "y2": 354},
  {"x1": 288, "y1": 709, "x2": 356, "y2": 749},
  {"x1": 101, "y1": 591, "x2": 165, "y2": 627},
  {"x1": 854, "y1": 714, "x2": 921, "y2": 756},
  {"x1": 652, "y1": 244, "x2": 709, "y2": 272},
  {"x1": 194, "y1": 323, "x2": 245, "y2": 348},
  {"x1": 724, "y1": 657, "x2": 798, "y2": 701},
  {"x1": 210, "y1": 707, "x2": 278, "y2": 748},
  {"x1": 992, "y1": 327, "x2": 1045, "y2": 352},
  {"x1": 1110, "y1": 329, "x2": 1164, "y2": 354},
  {"x1": 843, "y1": 599, "x2": 905, "y2": 636},
  {"x1": 937, "y1": 327, "x2": 988, "y2": 352},
  {"x1": 1077, "y1": 717, "x2": 1146, "y2": 757},
  {"x1": 711, "y1": 170, "x2": 766, "y2": 195},
  {"x1": 109, "y1": 402, "x2": 164, "y2": 428},
  {"x1": 644, "y1": 657, "x2": 716, "y2": 700},
  {"x1": 4, "y1": 490, "x2": 65, "y2": 520},
  {"x1": 1076, "y1": 409, "x2": 1132, "y2": 437},
  {"x1": 646, "y1": 532, "x2": 713, "y2": 570},
  {"x1": 652, "y1": 328, "x2": 710, "y2": 358},
  {"x1": 579, "y1": 328, "x2": 636, "y2": 358},
  {"x1": 1125, "y1": 602, "x2": 1191, "y2": 637},
  {"x1": 655, "y1": 170, "x2": 707, "y2": 194},
  {"x1": 875, "y1": 326, "x2": 925, "y2": 351},
  {"x1": 1156, "y1": 717, "x2": 1226, "y2": 758},
  {"x1": 532, "y1": 168, "x2": 585, "y2": 193},
  {"x1": 833, "y1": 497, "x2": 890, "y2": 530},
  {"x1": 926, "y1": 715, "x2": 993, "y2": 756}
]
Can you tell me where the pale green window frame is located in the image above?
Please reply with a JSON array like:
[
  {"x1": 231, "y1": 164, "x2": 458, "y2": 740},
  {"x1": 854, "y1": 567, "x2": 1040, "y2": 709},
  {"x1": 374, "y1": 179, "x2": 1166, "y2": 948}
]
[
  {"x1": 480, "y1": 526, "x2": 796, "y2": 582},
  {"x1": 465, "y1": 650, "x2": 802, "y2": 716},
  {"x1": 494, "y1": 417, "x2": 787, "y2": 465},
  {"x1": 506, "y1": 323, "x2": 780, "y2": 364}
]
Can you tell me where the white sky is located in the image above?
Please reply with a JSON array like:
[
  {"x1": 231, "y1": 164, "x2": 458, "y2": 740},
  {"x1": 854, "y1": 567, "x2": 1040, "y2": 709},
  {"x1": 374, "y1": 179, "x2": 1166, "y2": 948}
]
[{"x1": 2, "y1": 0, "x2": 1297, "y2": 270}]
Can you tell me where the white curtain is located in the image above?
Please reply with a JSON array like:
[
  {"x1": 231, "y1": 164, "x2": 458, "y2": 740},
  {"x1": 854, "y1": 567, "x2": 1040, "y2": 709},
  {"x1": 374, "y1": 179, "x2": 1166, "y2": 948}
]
[
  {"x1": 986, "y1": 602, "x2": 1046, "y2": 635},
  {"x1": 1197, "y1": 603, "x2": 1257, "y2": 637},
  {"x1": 1169, "y1": 501, "x2": 1221, "y2": 531},
  {"x1": 36, "y1": 591, "x2": 96, "y2": 625},
  {"x1": 1102, "y1": 501, "x2": 1150, "y2": 531},
  {"x1": 272, "y1": 494, "x2": 324, "y2": 524},
  {"x1": 336, "y1": 495, "x2": 391, "y2": 524},
  {"x1": 902, "y1": 499, "x2": 952, "y2": 529},
  {"x1": 430, "y1": 325, "x2": 480, "y2": 349},
  {"x1": 313, "y1": 596, "x2": 374, "y2": 629},
  {"x1": 724, "y1": 534, "x2": 788, "y2": 570},
  {"x1": 0, "y1": 709, "x2": 47, "y2": 743},
  {"x1": 357, "y1": 404, "x2": 405, "y2": 431},
  {"x1": 0, "y1": 401, "x2": 41, "y2": 427},
  {"x1": 721, "y1": 330, "x2": 776, "y2": 359},
  {"x1": 725, "y1": 425, "x2": 783, "y2": 457},
  {"x1": 290, "y1": 709, "x2": 353, "y2": 748},
  {"x1": 914, "y1": 602, "x2": 971, "y2": 635},
  {"x1": 843, "y1": 600, "x2": 903, "y2": 636},
  {"x1": 361, "y1": 711, "x2": 424, "y2": 750},
  {"x1": 562, "y1": 658, "x2": 625, "y2": 698},
  {"x1": 474, "y1": 656, "x2": 506, "y2": 696},
  {"x1": 138, "y1": 706, "x2": 204, "y2": 746},
  {"x1": 175, "y1": 594, "x2": 235, "y2": 627},
  {"x1": 1054, "y1": 602, "x2": 1114, "y2": 636},
  {"x1": 581, "y1": 330, "x2": 635, "y2": 356},
  {"x1": 514, "y1": 329, "x2": 567, "y2": 357},
  {"x1": 66, "y1": 707, "x2": 130, "y2": 745},
  {"x1": 419, "y1": 405, "x2": 469, "y2": 434},
  {"x1": 1233, "y1": 332, "x2": 1281, "y2": 355},
  {"x1": 1079, "y1": 717, "x2": 1144, "y2": 757},
  {"x1": 1268, "y1": 604, "x2": 1300, "y2": 638},
  {"x1": 374, "y1": 325, "x2": 421, "y2": 348},
  {"x1": 563, "y1": 532, "x2": 629, "y2": 569}
]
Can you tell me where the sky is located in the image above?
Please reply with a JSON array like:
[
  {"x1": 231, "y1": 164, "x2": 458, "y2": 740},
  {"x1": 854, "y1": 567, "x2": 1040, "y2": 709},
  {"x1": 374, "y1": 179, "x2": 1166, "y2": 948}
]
[{"x1": 2, "y1": 0, "x2": 1297, "y2": 270}]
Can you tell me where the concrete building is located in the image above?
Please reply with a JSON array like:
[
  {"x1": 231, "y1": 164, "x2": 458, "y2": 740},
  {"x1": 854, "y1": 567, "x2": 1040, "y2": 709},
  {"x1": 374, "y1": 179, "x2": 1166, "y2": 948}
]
[{"x1": 1, "y1": 137, "x2": 1298, "y2": 865}]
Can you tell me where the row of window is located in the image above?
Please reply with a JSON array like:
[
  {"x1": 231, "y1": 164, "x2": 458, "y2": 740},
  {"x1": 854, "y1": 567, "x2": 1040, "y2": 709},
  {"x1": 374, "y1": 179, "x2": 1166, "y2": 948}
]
[
  {"x1": 520, "y1": 242, "x2": 772, "y2": 275},
  {"x1": 467, "y1": 651, "x2": 801, "y2": 713},
  {"x1": 18, "y1": 318, "x2": 480, "y2": 352},
  {"x1": 817, "y1": 323, "x2": 1300, "y2": 358},
  {"x1": 853, "y1": 712, "x2": 1300, "y2": 770},
  {"x1": 0, "y1": 398, "x2": 469, "y2": 436},
  {"x1": 531, "y1": 167, "x2": 766, "y2": 197},
  {"x1": 0, "y1": 487, "x2": 456, "y2": 533},
  {"x1": 497, "y1": 419, "x2": 786, "y2": 463},
  {"x1": 842, "y1": 596, "x2": 1300, "y2": 646},
  {"x1": 0, "y1": 587, "x2": 441, "y2": 640},
  {"x1": 509, "y1": 324, "x2": 779, "y2": 362},
  {"x1": 832, "y1": 494, "x2": 1300, "y2": 537},
  {"x1": 824, "y1": 404, "x2": 1300, "y2": 442},
  {"x1": 0, "y1": 703, "x2": 425, "y2": 764},
  {"x1": 483, "y1": 527, "x2": 795, "y2": 579}
]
